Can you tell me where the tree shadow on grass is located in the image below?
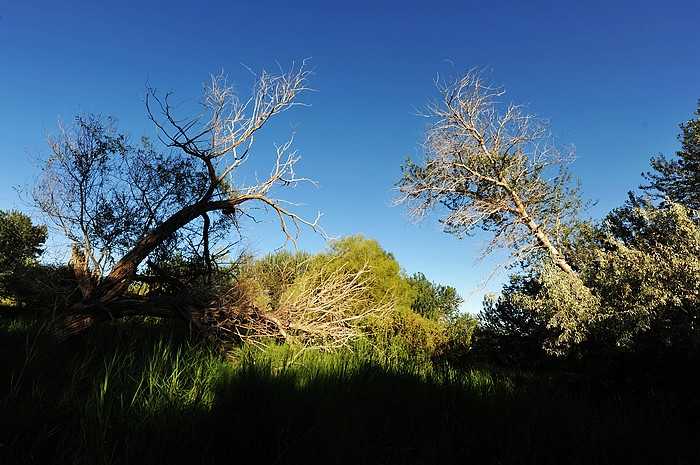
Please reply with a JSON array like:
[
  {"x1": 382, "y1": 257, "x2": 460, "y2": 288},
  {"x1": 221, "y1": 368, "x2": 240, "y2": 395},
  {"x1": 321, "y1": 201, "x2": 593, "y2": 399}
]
[{"x1": 0, "y1": 318, "x2": 698, "y2": 464}]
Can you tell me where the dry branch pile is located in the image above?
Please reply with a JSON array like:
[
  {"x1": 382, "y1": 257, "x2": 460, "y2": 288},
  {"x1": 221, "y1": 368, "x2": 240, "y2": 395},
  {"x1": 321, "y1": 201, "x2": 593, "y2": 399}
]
[{"x1": 200, "y1": 261, "x2": 392, "y2": 351}]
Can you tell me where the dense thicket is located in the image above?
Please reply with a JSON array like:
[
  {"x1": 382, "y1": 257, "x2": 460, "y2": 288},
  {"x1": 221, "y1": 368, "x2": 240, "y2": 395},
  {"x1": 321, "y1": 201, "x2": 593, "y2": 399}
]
[
  {"x1": 222, "y1": 235, "x2": 477, "y2": 360},
  {"x1": 477, "y1": 100, "x2": 700, "y2": 368}
]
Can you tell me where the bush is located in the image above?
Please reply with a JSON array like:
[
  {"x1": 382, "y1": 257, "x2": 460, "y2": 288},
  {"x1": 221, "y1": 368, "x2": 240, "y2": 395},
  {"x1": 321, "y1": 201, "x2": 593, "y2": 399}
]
[{"x1": 0, "y1": 210, "x2": 47, "y2": 304}]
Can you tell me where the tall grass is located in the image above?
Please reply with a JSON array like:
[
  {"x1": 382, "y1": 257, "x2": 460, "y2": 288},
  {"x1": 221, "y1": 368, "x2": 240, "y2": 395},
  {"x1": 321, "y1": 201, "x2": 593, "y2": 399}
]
[{"x1": 1, "y1": 310, "x2": 698, "y2": 464}]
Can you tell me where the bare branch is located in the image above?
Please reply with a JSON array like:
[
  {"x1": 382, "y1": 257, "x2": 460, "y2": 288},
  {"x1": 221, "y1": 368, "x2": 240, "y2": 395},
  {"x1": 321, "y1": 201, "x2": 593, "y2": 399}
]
[
  {"x1": 396, "y1": 68, "x2": 584, "y2": 282},
  {"x1": 205, "y1": 260, "x2": 390, "y2": 350},
  {"x1": 36, "y1": 62, "x2": 324, "y2": 323}
]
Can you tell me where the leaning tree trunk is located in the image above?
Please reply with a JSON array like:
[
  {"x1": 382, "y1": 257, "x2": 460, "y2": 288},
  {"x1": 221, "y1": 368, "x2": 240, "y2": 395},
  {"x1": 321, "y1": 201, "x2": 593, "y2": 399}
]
[
  {"x1": 86, "y1": 202, "x2": 208, "y2": 304},
  {"x1": 501, "y1": 172, "x2": 580, "y2": 282},
  {"x1": 52, "y1": 296, "x2": 199, "y2": 342},
  {"x1": 515, "y1": 203, "x2": 579, "y2": 281},
  {"x1": 52, "y1": 195, "x2": 260, "y2": 342}
]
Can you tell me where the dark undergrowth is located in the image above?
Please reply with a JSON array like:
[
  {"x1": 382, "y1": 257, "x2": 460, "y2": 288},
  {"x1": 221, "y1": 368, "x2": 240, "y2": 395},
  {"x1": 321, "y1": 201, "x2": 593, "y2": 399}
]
[{"x1": 1, "y1": 306, "x2": 698, "y2": 464}]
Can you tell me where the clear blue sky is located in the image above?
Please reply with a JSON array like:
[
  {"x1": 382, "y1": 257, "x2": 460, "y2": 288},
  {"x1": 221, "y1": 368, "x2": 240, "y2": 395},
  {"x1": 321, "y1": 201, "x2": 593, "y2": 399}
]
[{"x1": 1, "y1": 0, "x2": 698, "y2": 312}]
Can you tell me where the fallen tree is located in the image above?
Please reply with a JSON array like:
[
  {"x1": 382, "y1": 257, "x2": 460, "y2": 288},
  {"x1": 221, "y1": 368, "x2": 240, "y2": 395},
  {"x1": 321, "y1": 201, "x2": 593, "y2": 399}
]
[{"x1": 32, "y1": 61, "x2": 323, "y2": 341}]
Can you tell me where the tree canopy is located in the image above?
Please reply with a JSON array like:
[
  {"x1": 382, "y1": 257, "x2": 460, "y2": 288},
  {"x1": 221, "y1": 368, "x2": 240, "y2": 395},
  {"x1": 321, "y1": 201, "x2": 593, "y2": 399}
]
[{"x1": 0, "y1": 210, "x2": 47, "y2": 301}]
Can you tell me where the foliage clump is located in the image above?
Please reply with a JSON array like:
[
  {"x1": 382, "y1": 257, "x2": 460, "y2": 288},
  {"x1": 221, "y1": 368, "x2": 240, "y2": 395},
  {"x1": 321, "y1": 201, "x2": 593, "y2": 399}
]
[
  {"x1": 587, "y1": 199, "x2": 700, "y2": 351},
  {"x1": 196, "y1": 235, "x2": 475, "y2": 362},
  {"x1": 0, "y1": 210, "x2": 47, "y2": 303},
  {"x1": 476, "y1": 100, "x2": 700, "y2": 367}
]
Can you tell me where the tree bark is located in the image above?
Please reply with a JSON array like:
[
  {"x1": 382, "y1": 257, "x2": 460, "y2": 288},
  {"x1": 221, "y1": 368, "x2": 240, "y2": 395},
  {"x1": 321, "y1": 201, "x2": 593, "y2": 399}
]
[
  {"x1": 53, "y1": 198, "x2": 246, "y2": 341},
  {"x1": 85, "y1": 196, "x2": 257, "y2": 305},
  {"x1": 202, "y1": 212, "x2": 212, "y2": 284},
  {"x1": 501, "y1": 171, "x2": 579, "y2": 282},
  {"x1": 51, "y1": 191, "x2": 308, "y2": 342},
  {"x1": 52, "y1": 295, "x2": 200, "y2": 343},
  {"x1": 511, "y1": 193, "x2": 579, "y2": 281},
  {"x1": 525, "y1": 216, "x2": 578, "y2": 280},
  {"x1": 71, "y1": 246, "x2": 95, "y2": 298}
]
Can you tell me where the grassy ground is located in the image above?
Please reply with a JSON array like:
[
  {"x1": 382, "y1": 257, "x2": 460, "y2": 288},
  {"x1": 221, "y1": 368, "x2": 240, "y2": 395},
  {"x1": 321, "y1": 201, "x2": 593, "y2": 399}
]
[{"x1": 1, "y1": 307, "x2": 698, "y2": 464}]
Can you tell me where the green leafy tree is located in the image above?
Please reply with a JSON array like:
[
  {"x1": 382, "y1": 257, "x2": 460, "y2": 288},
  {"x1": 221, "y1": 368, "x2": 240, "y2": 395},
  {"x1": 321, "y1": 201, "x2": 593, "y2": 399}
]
[
  {"x1": 33, "y1": 114, "x2": 236, "y2": 297},
  {"x1": 404, "y1": 272, "x2": 481, "y2": 367},
  {"x1": 585, "y1": 198, "x2": 700, "y2": 351},
  {"x1": 438, "y1": 313, "x2": 480, "y2": 358},
  {"x1": 480, "y1": 274, "x2": 546, "y2": 339},
  {"x1": 0, "y1": 210, "x2": 47, "y2": 302},
  {"x1": 488, "y1": 198, "x2": 700, "y2": 358},
  {"x1": 313, "y1": 236, "x2": 481, "y2": 361},
  {"x1": 407, "y1": 272, "x2": 463, "y2": 321},
  {"x1": 642, "y1": 100, "x2": 700, "y2": 209},
  {"x1": 303, "y1": 235, "x2": 415, "y2": 312},
  {"x1": 245, "y1": 250, "x2": 311, "y2": 310},
  {"x1": 214, "y1": 236, "x2": 409, "y2": 349},
  {"x1": 483, "y1": 101, "x2": 700, "y2": 358},
  {"x1": 515, "y1": 264, "x2": 599, "y2": 356},
  {"x1": 289, "y1": 235, "x2": 452, "y2": 358}
]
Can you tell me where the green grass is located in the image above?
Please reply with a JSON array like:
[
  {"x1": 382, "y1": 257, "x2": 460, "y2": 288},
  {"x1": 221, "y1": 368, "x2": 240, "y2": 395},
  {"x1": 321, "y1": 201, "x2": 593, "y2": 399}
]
[{"x1": 1, "y1": 309, "x2": 699, "y2": 464}]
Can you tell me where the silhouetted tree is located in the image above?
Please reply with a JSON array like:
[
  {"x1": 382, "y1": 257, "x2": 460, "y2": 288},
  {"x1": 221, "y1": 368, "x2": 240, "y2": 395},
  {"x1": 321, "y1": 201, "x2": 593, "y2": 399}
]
[{"x1": 642, "y1": 100, "x2": 700, "y2": 209}]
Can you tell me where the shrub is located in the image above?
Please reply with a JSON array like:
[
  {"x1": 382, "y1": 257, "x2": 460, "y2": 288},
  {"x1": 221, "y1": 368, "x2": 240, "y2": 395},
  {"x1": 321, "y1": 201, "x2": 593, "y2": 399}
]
[{"x1": 0, "y1": 210, "x2": 47, "y2": 304}]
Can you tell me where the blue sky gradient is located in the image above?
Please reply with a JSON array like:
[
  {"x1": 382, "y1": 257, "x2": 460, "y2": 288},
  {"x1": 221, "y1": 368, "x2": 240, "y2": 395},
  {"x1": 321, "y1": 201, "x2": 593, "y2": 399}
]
[{"x1": 1, "y1": 0, "x2": 698, "y2": 312}]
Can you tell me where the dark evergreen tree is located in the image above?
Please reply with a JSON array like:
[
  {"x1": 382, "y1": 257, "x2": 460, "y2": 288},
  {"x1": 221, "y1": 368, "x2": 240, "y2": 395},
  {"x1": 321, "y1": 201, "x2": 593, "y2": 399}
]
[
  {"x1": 0, "y1": 210, "x2": 47, "y2": 301},
  {"x1": 474, "y1": 274, "x2": 553, "y2": 365},
  {"x1": 642, "y1": 100, "x2": 700, "y2": 210}
]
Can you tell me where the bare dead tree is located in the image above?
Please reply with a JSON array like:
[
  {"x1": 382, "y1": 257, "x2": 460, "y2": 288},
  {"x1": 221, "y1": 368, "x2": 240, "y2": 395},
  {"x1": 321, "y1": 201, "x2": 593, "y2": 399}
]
[
  {"x1": 36, "y1": 61, "x2": 324, "y2": 340},
  {"x1": 396, "y1": 68, "x2": 585, "y2": 282}
]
